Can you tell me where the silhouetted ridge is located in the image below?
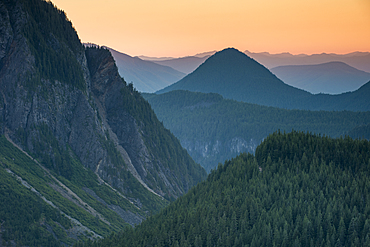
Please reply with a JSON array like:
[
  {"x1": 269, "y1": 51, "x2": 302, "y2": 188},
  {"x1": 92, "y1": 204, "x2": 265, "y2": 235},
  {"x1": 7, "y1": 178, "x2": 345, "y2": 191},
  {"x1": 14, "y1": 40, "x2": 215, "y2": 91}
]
[
  {"x1": 271, "y1": 61, "x2": 370, "y2": 94},
  {"x1": 158, "y1": 48, "x2": 370, "y2": 111},
  {"x1": 195, "y1": 48, "x2": 277, "y2": 79},
  {"x1": 158, "y1": 48, "x2": 312, "y2": 109}
]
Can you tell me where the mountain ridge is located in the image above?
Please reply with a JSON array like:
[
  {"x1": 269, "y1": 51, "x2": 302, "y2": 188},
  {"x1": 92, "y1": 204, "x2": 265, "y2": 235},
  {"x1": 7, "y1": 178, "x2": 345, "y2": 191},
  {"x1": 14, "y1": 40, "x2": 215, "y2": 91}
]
[
  {"x1": 99, "y1": 45, "x2": 185, "y2": 93},
  {"x1": 136, "y1": 50, "x2": 370, "y2": 76},
  {"x1": 245, "y1": 50, "x2": 370, "y2": 73},
  {"x1": 138, "y1": 51, "x2": 216, "y2": 74},
  {"x1": 271, "y1": 61, "x2": 370, "y2": 94},
  {"x1": 157, "y1": 48, "x2": 312, "y2": 109},
  {"x1": 0, "y1": 0, "x2": 206, "y2": 245},
  {"x1": 157, "y1": 48, "x2": 370, "y2": 111},
  {"x1": 152, "y1": 56, "x2": 210, "y2": 74}
]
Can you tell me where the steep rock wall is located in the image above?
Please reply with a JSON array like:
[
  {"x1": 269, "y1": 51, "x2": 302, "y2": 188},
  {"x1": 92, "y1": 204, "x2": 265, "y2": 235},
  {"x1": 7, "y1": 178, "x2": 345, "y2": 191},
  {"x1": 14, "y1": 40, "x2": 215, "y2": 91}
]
[{"x1": 0, "y1": 0, "x2": 205, "y2": 207}]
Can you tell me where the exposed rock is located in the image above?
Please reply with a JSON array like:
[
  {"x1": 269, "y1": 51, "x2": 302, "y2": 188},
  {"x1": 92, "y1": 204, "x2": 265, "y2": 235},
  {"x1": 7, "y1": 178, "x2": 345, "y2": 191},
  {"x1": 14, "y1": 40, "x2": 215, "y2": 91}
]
[{"x1": 0, "y1": 0, "x2": 205, "y2": 217}]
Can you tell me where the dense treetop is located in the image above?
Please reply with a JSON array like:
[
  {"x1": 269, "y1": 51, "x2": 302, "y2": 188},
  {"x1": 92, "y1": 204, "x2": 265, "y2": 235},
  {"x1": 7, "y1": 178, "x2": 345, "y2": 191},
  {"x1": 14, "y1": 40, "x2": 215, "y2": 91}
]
[
  {"x1": 11, "y1": 0, "x2": 86, "y2": 90},
  {"x1": 76, "y1": 131, "x2": 370, "y2": 247}
]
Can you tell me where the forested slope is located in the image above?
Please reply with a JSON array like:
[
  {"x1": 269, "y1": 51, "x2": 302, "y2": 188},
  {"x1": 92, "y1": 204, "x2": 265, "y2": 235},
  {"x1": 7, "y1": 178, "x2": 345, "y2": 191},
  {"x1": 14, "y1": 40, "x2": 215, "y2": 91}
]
[
  {"x1": 0, "y1": 135, "x2": 144, "y2": 246},
  {"x1": 78, "y1": 131, "x2": 370, "y2": 247},
  {"x1": 143, "y1": 90, "x2": 370, "y2": 172}
]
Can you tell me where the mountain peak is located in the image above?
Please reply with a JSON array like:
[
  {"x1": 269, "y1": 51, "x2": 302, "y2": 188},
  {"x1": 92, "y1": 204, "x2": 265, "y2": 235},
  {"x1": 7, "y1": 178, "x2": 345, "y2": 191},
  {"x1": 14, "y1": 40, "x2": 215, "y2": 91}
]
[
  {"x1": 218, "y1": 47, "x2": 242, "y2": 53},
  {"x1": 189, "y1": 47, "x2": 273, "y2": 80},
  {"x1": 212, "y1": 47, "x2": 250, "y2": 59},
  {"x1": 158, "y1": 47, "x2": 312, "y2": 109}
]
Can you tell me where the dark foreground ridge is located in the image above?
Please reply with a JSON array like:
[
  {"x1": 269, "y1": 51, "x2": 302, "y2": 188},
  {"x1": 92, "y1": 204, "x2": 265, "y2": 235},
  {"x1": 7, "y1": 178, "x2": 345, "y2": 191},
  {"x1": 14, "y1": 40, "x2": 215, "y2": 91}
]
[
  {"x1": 0, "y1": 0, "x2": 205, "y2": 245},
  {"x1": 79, "y1": 131, "x2": 370, "y2": 247}
]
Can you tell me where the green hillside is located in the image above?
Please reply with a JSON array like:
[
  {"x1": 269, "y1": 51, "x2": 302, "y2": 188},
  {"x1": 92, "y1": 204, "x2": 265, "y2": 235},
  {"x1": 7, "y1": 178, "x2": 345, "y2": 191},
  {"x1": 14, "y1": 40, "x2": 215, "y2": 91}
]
[
  {"x1": 143, "y1": 90, "x2": 370, "y2": 172},
  {"x1": 18, "y1": 0, "x2": 85, "y2": 91},
  {"x1": 77, "y1": 131, "x2": 370, "y2": 247},
  {"x1": 0, "y1": 135, "x2": 151, "y2": 246}
]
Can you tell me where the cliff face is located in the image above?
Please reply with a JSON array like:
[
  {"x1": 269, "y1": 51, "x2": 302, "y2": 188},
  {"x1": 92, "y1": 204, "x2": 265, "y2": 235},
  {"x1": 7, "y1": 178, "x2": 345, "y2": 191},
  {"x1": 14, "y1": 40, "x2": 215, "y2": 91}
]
[{"x1": 0, "y1": 0, "x2": 205, "y2": 211}]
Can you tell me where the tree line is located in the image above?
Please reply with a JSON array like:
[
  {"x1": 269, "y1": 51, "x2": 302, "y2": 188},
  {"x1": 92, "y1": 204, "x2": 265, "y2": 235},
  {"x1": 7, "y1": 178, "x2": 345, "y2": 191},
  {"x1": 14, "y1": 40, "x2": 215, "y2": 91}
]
[{"x1": 75, "y1": 131, "x2": 370, "y2": 247}]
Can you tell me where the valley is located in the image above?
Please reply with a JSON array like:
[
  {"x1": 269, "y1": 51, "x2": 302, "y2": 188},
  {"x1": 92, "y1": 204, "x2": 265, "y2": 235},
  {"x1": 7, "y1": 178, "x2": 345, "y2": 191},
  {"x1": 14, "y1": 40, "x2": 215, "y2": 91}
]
[
  {"x1": 78, "y1": 131, "x2": 370, "y2": 247},
  {"x1": 143, "y1": 90, "x2": 370, "y2": 172},
  {"x1": 0, "y1": 0, "x2": 369, "y2": 246}
]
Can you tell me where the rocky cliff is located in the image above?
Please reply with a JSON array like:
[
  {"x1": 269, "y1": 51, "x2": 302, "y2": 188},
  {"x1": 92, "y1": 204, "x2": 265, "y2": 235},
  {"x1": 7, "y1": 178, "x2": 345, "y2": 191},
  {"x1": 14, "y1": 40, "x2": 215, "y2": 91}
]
[{"x1": 0, "y1": 0, "x2": 205, "y2": 239}]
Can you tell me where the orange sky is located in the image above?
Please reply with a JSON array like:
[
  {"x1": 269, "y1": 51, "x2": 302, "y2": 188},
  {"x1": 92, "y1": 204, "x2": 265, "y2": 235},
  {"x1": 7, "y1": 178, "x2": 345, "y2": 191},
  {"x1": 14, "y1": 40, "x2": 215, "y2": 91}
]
[{"x1": 51, "y1": 0, "x2": 370, "y2": 57}]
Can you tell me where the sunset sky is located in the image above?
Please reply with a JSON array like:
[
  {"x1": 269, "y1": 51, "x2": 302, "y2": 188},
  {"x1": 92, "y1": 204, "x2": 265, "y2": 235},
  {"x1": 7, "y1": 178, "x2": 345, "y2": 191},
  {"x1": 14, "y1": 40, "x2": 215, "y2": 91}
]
[{"x1": 51, "y1": 0, "x2": 370, "y2": 57}]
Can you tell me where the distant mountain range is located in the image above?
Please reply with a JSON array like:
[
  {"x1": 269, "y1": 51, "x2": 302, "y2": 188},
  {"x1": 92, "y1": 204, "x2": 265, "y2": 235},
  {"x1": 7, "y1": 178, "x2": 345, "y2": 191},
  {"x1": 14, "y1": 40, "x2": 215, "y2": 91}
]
[
  {"x1": 245, "y1": 50, "x2": 370, "y2": 73},
  {"x1": 150, "y1": 56, "x2": 210, "y2": 74},
  {"x1": 106, "y1": 48, "x2": 370, "y2": 95},
  {"x1": 157, "y1": 48, "x2": 370, "y2": 111},
  {"x1": 271, "y1": 61, "x2": 370, "y2": 94},
  {"x1": 139, "y1": 50, "x2": 370, "y2": 77},
  {"x1": 109, "y1": 48, "x2": 186, "y2": 93},
  {"x1": 157, "y1": 48, "x2": 310, "y2": 109},
  {"x1": 140, "y1": 51, "x2": 216, "y2": 74}
]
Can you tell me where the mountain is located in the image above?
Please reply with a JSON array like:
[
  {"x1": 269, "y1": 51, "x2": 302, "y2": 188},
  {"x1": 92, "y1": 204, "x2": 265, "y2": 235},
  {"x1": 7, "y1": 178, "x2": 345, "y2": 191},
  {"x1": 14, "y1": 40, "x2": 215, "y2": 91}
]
[
  {"x1": 139, "y1": 50, "x2": 370, "y2": 75},
  {"x1": 143, "y1": 90, "x2": 370, "y2": 172},
  {"x1": 193, "y1": 50, "x2": 217, "y2": 58},
  {"x1": 140, "y1": 50, "x2": 370, "y2": 76},
  {"x1": 157, "y1": 48, "x2": 313, "y2": 109},
  {"x1": 271, "y1": 62, "x2": 370, "y2": 94},
  {"x1": 137, "y1": 55, "x2": 176, "y2": 61},
  {"x1": 152, "y1": 56, "x2": 210, "y2": 74},
  {"x1": 311, "y1": 81, "x2": 370, "y2": 112},
  {"x1": 245, "y1": 50, "x2": 370, "y2": 73},
  {"x1": 80, "y1": 131, "x2": 370, "y2": 247},
  {"x1": 140, "y1": 51, "x2": 216, "y2": 74},
  {"x1": 104, "y1": 46, "x2": 185, "y2": 93},
  {"x1": 157, "y1": 48, "x2": 370, "y2": 111},
  {"x1": 154, "y1": 51, "x2": 216, "y2": 74},
  {"x1": 0, "y1": 0, "x2": 205, "y2": 245}
]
